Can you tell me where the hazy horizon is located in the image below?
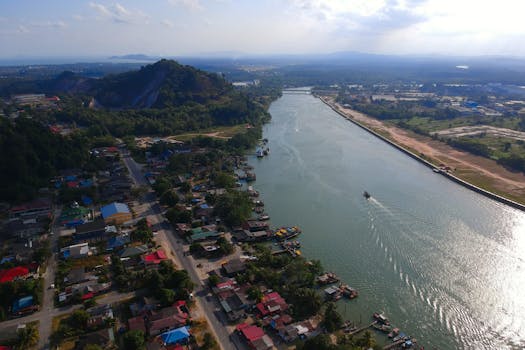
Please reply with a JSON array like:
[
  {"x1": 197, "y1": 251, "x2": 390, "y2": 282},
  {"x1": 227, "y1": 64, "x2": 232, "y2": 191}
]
[{"x1": 2, "y1": 0, "x2": 525, "y2": 60}]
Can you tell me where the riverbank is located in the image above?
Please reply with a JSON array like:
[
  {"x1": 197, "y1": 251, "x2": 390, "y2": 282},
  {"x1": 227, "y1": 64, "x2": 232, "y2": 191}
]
[{"x1": 318, "y1": 95, "x2": 525, "y2": 211}]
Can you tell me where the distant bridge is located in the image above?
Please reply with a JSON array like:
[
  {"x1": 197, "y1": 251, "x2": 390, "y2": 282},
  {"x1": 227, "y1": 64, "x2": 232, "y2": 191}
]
[
  {"x1": 282, "y1": 89, "x2": 312, "y2": 95},
  {"x1": 282, "y1": 89, "x2": 339, "y2": 95}
]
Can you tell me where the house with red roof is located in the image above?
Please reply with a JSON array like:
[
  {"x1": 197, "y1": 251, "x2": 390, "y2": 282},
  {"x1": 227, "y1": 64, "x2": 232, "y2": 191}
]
[
  {"x1": 9, "y1": 198, "x2": 52, "y2": 219},
  {"x1": 128, "y1": 315, "x2": 147, "y2": 333},
  {"x1": 142, "y1": 249, "x2": 168, "y2": 269},
  {"x1": 255, "y1": 291, "x2": 289, "y2": 317},
  {"x1": 146, "y1": 302, "x2": 189, "y2": 336},
  {"x1": 236, "y1": 323, "x2": 274, "y2": 350},
  {"x1": 0, "y1": 266, "x2": 30, "y2": 283}
]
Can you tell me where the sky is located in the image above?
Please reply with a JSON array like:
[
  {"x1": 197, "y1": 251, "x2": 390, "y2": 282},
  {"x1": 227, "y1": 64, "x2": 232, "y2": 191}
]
[{"x1": 1, "y1": 0, "x2": 525, "y2": 59}]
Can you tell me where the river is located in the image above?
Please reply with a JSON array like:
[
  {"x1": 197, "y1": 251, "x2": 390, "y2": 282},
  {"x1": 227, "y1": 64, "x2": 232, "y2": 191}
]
[{"x1": 247, "y1": 91, "x2": 525, "y2": 349}]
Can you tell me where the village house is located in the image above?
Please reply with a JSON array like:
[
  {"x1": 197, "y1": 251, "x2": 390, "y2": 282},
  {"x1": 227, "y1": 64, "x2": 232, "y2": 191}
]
[
  {"x1": 9, "y1": 198, "x2": 52, "y2": 219},
  {"x1": 61, "y1": 243, "x2": 90, "y2": 259},
  {"x1": 256, "y1": 291, "x2": 289, "y2": 318},
  {"x1": 75, "y1": 328, "x2": 114, "y2": 350},
  {"x1": 87, "y1": 304, "x2": 114, "y2": 328},
  {"x1": 147, "y1": 302, "x2": 189, "y2": 336},
  {"x1": 233, "y1": 229, "x2": 271, "y2": 242},
  {"x1": 100, "y1": 202, "x2": 132, "y2": 225},
  {"x1": 213, "y1": 280, "x2": 252, "y2": 322},
  {"x1": 73, "y1": 219, "x2": 115, "y2": 243},
  {"x1": 222, "y1": 259, "x2": 246, "y2": 277},
  {"x1": 278, "y1": 318, "x2": 320, "y2": 343},
  {"x1": 12, "y1": 296, "x2": 38, "y2": 316},
  {"x1": 236, "y1": 323, "x2": 275, "y2": 350},
  {"x1": 141, "y1": 249, "x2": 168, "y2": 269},
  {"x1": 130, "y1": 296, "x2": 159, "y2": 316},
  {"x1": 6, "y1": 217, "x2": 47, "y2": 239},
  {"x1": 242, "y1": 220, "x2": 270, "y2": 232}
]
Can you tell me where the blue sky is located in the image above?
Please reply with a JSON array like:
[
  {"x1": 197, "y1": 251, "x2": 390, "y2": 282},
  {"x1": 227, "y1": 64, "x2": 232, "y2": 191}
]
[{"x1": 1, "y1": 0, "x2": 525, "y2": 58}]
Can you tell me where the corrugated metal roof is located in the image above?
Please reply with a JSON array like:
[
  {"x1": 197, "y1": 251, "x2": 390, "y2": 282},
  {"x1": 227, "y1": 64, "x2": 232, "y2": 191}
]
[{"x1": 101, "y1": 202, "x2": 130, "y2": 219}]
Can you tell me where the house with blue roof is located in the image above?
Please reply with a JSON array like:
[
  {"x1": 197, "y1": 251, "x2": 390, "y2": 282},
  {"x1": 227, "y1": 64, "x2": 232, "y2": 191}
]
[
  {"x1": 12, "y1": 295, "x2": 38, "y2": 315},
  {"x1": 160, "y1": 326, "x2": 190, "y2": 345},
  {"x1": 100, "y1": 202, "x2": 132, "y2": 225},
  {"x1": 106, "y1": 235, "x2": 130, "y2": 251}
]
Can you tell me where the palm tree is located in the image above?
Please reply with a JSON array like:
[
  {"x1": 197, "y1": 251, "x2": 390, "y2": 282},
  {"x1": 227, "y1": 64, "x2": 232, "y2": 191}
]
[{"x1": 16, "y1": 323, "x2": 39, "y2": 349}]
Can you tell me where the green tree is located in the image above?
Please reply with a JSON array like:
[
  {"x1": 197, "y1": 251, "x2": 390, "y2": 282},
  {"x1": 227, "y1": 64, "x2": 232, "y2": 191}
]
[
  {"x1": 247, "y1": 286, "x2": 263, "y2": 302},
  {"x1": 15, "y1": 323, "x2": 39, "y2": 350},
  {"x1": 211, "y1": 172, "x2": 235, "y2": 189},
  {"x1": 83, "y1": 344, "x2": 104, "y2": 350},
  {"x1": 70, "y1": 309, "x2": 89, "y2": 329},
  {"x1": 208, "y1": 274, "x2": 219, "y2": 287},
  {"x1": 298, "y1": 334, "x2": 334, "y2": 350},
  {"x1": 356, "y1": 331, "x2": 376, "y2": 349},
  {"x1": 214, "y1": 190, "x2": 252, "y2": 226},
  {"x1": 201, "y1": 332, "x2": 217, "y2": 350},
  {"x1": 159, "y1": 288, "x2": 176, "y2": 306},
  {"x1": 123, "y1": 330, "x2": 146, "y2": 350},
  {"x1": 323, "y1": 302, "x2": 343, "y2": 332},
  {"x1": 289, "y1": 288, "x2": 322, "y2": 319},
  {"x1": 160, "y1": 190, "x2": 179, "y2": 206}
]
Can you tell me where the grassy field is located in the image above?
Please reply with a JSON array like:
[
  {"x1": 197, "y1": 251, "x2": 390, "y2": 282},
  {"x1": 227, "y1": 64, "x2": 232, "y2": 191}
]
[
  {"x1": 391, "y1": 115, "x2": 523, "y2": 133},
  {"x1": 173, "y1": 124, "x2": 248, "y2": 141}
]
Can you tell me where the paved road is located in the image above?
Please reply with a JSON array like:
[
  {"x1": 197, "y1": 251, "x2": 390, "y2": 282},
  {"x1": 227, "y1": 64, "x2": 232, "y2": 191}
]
[
  {"x1": 37, "y1": 207, "x2": 63, "y2": 349},
  {"x1": 0, "y1": 206, "x2": 81, "y2": 350},
  {"x1": 122, "y1": 154, "x2": 243, "y2": 350}
]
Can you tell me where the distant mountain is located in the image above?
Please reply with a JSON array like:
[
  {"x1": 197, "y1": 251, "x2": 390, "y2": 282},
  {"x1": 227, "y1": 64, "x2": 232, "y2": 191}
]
[{"x1": 109, "y1": 54, "x2": 159, "y2": 61}]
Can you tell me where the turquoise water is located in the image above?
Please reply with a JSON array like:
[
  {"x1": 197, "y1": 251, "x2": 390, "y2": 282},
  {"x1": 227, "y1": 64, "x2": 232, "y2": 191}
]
[{"x1": 248, "y1": 92, "x2": 525, "y2": 349}]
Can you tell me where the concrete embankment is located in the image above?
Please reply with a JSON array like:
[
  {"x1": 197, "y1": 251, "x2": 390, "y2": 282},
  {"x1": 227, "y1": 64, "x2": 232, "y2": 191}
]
[{"x1": 318, "y1": 96, "x2": 525, "y2": 212}]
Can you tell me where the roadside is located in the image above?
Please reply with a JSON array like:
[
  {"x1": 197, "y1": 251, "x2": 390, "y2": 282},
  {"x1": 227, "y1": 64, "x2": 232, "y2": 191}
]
[
  {"x1": 321, "y1": 95, "x2": 525, "y2": 205},
  {"x1": 121, "y1": 153, "x2": 238, "y2": 350}
]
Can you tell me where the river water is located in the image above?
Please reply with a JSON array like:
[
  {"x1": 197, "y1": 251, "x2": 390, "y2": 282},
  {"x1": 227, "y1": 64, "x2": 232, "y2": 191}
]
[{"x1": 248, "y1": 92, "x2": 525, "y2": 349}]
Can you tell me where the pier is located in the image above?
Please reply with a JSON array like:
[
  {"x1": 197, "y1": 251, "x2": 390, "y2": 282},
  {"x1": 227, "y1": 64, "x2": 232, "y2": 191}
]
[{"x1": 345, "y1": 321, "x2": 377, "y2": 336}]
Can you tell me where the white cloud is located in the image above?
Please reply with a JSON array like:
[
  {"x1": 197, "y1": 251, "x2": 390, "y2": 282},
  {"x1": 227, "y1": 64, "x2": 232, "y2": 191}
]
[
  {"x1": 18, "y1": 25, "x2": 29, "y2": 33},
  {"x1": 89, "y1": 2, "x2": 150, "y2": 24},
  {"x1": 161, "y1": 19, "x2": 175, "y2": 28},
  {"x1": 89, "y1": 2, "x2": 112, "y2": 17},
  {"x1": 168, "y1": 0, "x2": 204, "y2": 11},
  {"x1": 31, "y1": 20, "x2": 67, "y2": 29}
]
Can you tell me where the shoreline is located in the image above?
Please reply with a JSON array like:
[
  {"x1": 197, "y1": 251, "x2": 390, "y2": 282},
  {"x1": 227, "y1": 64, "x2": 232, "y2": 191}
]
[{"x1": 317, "y1": 95, "x2": 525, "y2": 212}]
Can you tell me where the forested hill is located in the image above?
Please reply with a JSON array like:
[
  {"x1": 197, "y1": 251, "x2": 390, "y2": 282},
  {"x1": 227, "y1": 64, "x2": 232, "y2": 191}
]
[
  {"x1": 1, "y1": 59, "x2": 233, "y2": 109},
  {"x1": 93, "y1": 59, "x2": 231, "y2": 108},
  {"x1": 1, "y1": 60, "x2": 271, "y2": 136}
]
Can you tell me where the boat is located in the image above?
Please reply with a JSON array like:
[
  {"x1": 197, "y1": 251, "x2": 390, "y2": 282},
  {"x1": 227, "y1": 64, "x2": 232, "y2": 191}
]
[
  {"x1": 263, "y1": 148, "x2": 270, "y2": 155},
  {"x1": 372, "y1": 323, "x2": 392, "y2": 333},
  {"x1": 432, "y1": 168, "x2": 441, "y2": 173},
  {"x1": 339, "y1": 284, "x2": 359, "y2": 299},
  {"x1": 256, "y1": 148, "x2": 264, "y2": 158},
  {"x1": 258, "y1": 214, "x2": 270, "y2": 221},
  {"x1": 316, "y1": 272, "x2": 340, "y2": 285},
  {"x1": 247, "y1": 186, "x2": 260, "y2": 197},
  {"x1": 363, "y1": 191, "x2": 371, "y2": 199},
  {"x1": 373, "y1": 312, "x2": 390, "y2": 325},
  {"x1": 392, "y1": 332, "x2": 407, "y2": 342},
  {"x1": 324, "y1": 286, "x2": 342, "y2": 301},
  {"x1": 388, "y1": 328, "x2": 400, "y2": 338},
  {"x1": 254, "y1": 207, "x2": 264, "y2": 214},
  {"x1": 246, "y1": 172, "x2": 256, "y2": 181},
  {"x1": 274, "y1": 226, "x2": 302, "y2": 241}
]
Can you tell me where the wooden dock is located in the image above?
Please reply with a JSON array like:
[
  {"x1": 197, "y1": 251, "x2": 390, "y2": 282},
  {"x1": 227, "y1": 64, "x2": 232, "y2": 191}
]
[
  {"x1": 383, "y1": 338, "x2": 417, "y2": 350},
  {"x1": 346, "y1": 321, "x2": 377, "y2": 336}
]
